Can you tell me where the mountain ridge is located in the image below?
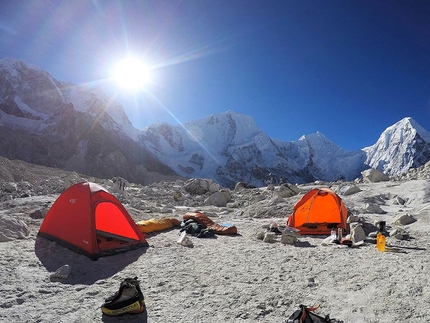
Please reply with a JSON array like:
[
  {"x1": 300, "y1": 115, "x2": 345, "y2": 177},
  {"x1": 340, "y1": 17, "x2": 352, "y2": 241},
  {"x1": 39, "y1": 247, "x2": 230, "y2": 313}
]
[{"x1": 2, "y1": 57, "x2": 430, "y2": 188}]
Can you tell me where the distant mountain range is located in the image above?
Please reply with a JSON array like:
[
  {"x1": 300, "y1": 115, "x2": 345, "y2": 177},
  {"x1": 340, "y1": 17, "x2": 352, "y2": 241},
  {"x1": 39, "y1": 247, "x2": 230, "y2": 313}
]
[{"x1": 1, "y1": 57, "x2": 430, "y2": 188}]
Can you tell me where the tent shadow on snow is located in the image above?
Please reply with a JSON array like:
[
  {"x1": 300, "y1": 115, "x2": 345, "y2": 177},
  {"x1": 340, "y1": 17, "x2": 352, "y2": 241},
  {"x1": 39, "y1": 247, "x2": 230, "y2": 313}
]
[
  {"x1": 293, "y1": 240, "x2": 315, "y2": 248},
  {"x1": 35, "y1": 236, "x2": 148, "y2": 285}
]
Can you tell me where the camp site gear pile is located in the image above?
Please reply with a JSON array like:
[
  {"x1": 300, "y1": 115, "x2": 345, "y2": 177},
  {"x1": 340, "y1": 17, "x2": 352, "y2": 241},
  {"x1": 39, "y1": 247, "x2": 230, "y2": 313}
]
[{"x1": 183, "y1": 211, "x2": 238, "y2": 234}]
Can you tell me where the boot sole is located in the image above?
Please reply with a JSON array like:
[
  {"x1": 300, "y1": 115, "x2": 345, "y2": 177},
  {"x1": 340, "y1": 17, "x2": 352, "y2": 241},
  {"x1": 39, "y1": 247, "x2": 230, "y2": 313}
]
[{"x1": 102, "y1": 300, "x2": 146, "y2": 316}]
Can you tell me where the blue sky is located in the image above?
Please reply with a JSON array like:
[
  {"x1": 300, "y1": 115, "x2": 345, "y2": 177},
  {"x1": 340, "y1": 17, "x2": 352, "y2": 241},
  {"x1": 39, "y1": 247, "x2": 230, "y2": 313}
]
[{"x1": 1, "y1": 1, "x2": 430, "y2": 150}]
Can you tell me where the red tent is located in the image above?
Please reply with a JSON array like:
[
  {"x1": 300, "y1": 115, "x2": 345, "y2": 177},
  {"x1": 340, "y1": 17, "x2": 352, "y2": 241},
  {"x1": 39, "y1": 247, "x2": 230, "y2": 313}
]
[{"x1": 38, "y1": 182, "x2": 148, "y2": 260}]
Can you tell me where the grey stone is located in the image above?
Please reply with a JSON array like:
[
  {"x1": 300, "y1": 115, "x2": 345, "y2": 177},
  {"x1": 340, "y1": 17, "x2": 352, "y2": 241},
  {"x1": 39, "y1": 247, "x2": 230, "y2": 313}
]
[
  {"x1": 361, "y1": 169, "x2": 390, "y2": 183},
  {"x1": 393, "y1": 213, "x2": 416, "y2": 225}
]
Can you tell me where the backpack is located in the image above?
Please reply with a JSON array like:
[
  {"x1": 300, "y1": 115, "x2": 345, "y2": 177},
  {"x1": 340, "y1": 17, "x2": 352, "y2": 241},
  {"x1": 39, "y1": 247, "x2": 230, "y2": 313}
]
[{"x1": 286, "y1": 305, "x2": 339, "y2": 323}]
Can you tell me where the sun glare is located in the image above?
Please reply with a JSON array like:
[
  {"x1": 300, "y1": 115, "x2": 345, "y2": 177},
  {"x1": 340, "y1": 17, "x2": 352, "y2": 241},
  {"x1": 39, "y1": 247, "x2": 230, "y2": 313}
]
[{"x1": 112, "y1": 58, "x2": 151, "y2": 91}]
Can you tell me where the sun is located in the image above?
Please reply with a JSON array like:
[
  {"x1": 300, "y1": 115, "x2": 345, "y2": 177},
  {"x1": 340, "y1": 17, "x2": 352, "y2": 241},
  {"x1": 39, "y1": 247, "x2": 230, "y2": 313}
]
[{"x1": 112, "y1": 58, "x2": 151, "y2": 91}]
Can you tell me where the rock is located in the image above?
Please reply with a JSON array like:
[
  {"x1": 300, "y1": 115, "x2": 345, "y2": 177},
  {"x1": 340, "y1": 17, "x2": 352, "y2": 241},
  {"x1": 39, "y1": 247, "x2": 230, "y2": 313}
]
[
  {"x1": 347, "y1": 214, "x2": 361, "y2": 223},
  {"x1": 361, "y1": 221, "x2": 379, "y2": 235},
  {"x1": 361, "y1": 203, "x2": 386, "y2": 214},
  {"x1": 29, "y1": 210, "x2": 43, "y2": 219},
  {"x1": 266, "y1": 184, "x2": 275, "y2": 191},
  {"x1": 361, "y1": 169, "x2": 390, "y2": 183},
  {"x1": 393, "y1": 213, "x2": 416, "y2": 225},
  {"x1": 349, "y1": 222, "x2": 366, "y2": 243},
  {"x1": 339, "y1": 185, "x2": 361, "y2": 196},
  {"x1": 208, "y1": 182, "x2": 220, "y2": 193},
  {"x1": 220, "y1": 189, "x2": 231, "y2": 203},
  {"x1": 0, "y1": 215, "x2": 30, "y2": 242},
  {"x1": 390, "y1": 228, "x2": 409, "y2": 240},
  {"x1": 3, "y1": 182, "x2": 17, "y2": 193},
  {"x1": 255, "y1": 231, "x2": 265, "y2": 240},
  {"x1": 253, "y1": 194, "x2": 266, "y2": 203},
  {"x1": 263, "y1": 232, "x2": 277, "y2": 243},
  {"x1": 63, "y1": 178, "x2": 74, "y2": 190},
  {"x1": 368, "y1": 231, "x2": 378, "y2": 239},
  {"x1": 395, "y1": 196, "x2": 406, "y2": 205},
  {"x1": 50, "y1": 265, "x2": 71, "y2": 280},
  {"x1": 205, "y1": 192, "x2": 228, "y2": 207},
  {"x1": 273, "y1": 183, "x2": 300, "y2": 198},
  {"x1": 268, "y1": 196, "x2": 284, "y2": 206},
  {"x1": 281, "y1": 233, "x2": 298, "y2": 245},
  {"x1": 184, "y1": 178, "x2": 219, "y2": 195},
  {"x1": 234, "y1": 182, "x2": 257, "y2": 192},
  {"x1": 111, "y1": 177, "x2": 128, "y2": 193},
  {"x1": 172, "y1": 191, "x2": 182, "y2": 201}
]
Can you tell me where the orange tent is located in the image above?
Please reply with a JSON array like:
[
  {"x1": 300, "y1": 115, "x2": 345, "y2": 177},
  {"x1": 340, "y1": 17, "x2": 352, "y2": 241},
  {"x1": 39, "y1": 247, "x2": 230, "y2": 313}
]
[
  {"x1": 38, "y1": 182, "x2": 148, "y2": 260},
  {"x1": 286, "y1": 188, "x2": 348, "y2": 235}
]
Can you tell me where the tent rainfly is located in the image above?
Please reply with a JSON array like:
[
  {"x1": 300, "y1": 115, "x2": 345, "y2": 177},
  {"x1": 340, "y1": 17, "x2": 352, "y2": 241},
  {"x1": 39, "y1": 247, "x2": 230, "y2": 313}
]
[
  {"x1": 286, "y1": 188, "x2": 349, "y2": 235},
  {"x1": 38, "y1": 182, "x2": 148, "y2": 260}
]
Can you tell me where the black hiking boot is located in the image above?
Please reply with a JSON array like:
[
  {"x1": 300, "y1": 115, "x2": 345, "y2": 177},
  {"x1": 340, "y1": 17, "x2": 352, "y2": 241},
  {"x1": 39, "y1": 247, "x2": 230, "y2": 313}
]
[{"x1": 101, "y1": 277, "x2": 145, "y2": 316}]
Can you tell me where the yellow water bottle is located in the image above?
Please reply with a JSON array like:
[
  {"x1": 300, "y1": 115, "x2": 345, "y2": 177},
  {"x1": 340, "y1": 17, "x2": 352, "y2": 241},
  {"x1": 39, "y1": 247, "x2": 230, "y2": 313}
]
[
  {"x1": 376, "y1": 221, "x2": 386, "y2": 252},
  {"x1": 376, "y1": 232, "x2": 386, "y2": 252}
]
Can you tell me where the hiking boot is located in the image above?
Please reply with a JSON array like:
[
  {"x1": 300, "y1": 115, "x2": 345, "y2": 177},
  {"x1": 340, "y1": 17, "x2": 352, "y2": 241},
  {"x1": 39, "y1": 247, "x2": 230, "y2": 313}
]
[{"x1": 101, "y1": 277, "x2": 145, "y2": 316}]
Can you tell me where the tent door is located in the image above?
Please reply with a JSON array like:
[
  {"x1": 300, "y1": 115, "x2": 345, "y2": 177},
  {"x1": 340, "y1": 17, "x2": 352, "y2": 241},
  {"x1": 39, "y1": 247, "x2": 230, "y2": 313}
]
[{"x1": 96, "y1": 230, "x2": 135, "y2": 243}]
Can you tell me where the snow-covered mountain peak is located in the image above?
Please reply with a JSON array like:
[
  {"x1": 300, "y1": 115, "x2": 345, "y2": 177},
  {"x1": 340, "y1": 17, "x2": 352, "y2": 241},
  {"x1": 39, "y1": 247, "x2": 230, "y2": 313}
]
[
  {"x1": 299, "y1": 131, "x2": 328, "y2": 143},
  {"x1": 365, "y1": 117, "x2": 430, "y2": 150},
  {"x1": 0, "y1": 58, "x2": 58, "y2": 94},
  {"x1": 0, "y1": 57, "x2": 137, "y2": 138},
  {"x1": 297, "y1": 131, "x2": 347, "y2": 155},
  {"x1": 142, "y1": 111, "x2": 265, "y2": 160},
  {"x1": 363, "y1": 117, "x2": 430, "y2": 175},
  {"x1": 396, "y1": 117, "x2": 430, "y2": 142},
  {"x1": 185, "y1": 111, "x2": 263, "y2": 147},
  {"x1": 0, "y1": 57, "x2": 45, "y2": 75}
]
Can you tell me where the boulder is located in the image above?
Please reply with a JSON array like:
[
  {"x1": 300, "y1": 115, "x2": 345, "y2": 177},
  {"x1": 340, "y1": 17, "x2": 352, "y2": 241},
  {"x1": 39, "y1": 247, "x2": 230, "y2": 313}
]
[
  {"x1": 390, "y1": 228, "x2": 409, "y2": 240},
  {"x1": 172, "y1": 191, "x2": 182, "y2": 201},
  {"x1": 255, "y1": 231, "x2": 265, "y2": 240},
  {"x1": 395, "y1": 196, "x2": 406, "y2": 205},
  {"x1": 263, "y1": 232, "x2": 277, "y2": 243},
  {"x1": 393, "y1": 213, "x2": 416, "y2": 225},
  {"x1": 361, "y1": 169, "x2": 390, "y2": 183},
  {"x1": 281, "y1": 232, "x2": 298, "y2": 245},
  {"x1": 3, "y1": 182, "x2": 17, "y2": 193},
  {"x1": 0, "y1": 215, "x2": 30, "y2": 241},
  {"x1": 184, "y1": 178, "x2": 219, "y2": 195},
  {"x1": 234, "y1": 182, "x2": 257, "y2": 192},
  {"x1": 274, "y1": 183, "x2": 300, "y2": 198},
  {"x1": 29, "y1": 210, "x2": 43, "y2": 219},
  {"x1": 349, "y1": 222, "x2": 367, "y2": 243},
  {"x1": 361, "y1": 203, "x2": 386, "y2": 214},
  {"x1": 268, "y1": 196, "x2": 284, "y2": 206},
  {"x1": 205, "y1": 191, "x2": 228, "y2": 207},
  {"x1": 50, "y1": 265, "x2": 71, "y2": 280},
  {"x1": 220, "y1": 189, "x2": 231, "y2": 203},
  {"x1": 339, "y1": 185, "x2": 361, "y2": 196},
  {"x1": 347, "y1": 214, "x2": 361, "y2": 223}
]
